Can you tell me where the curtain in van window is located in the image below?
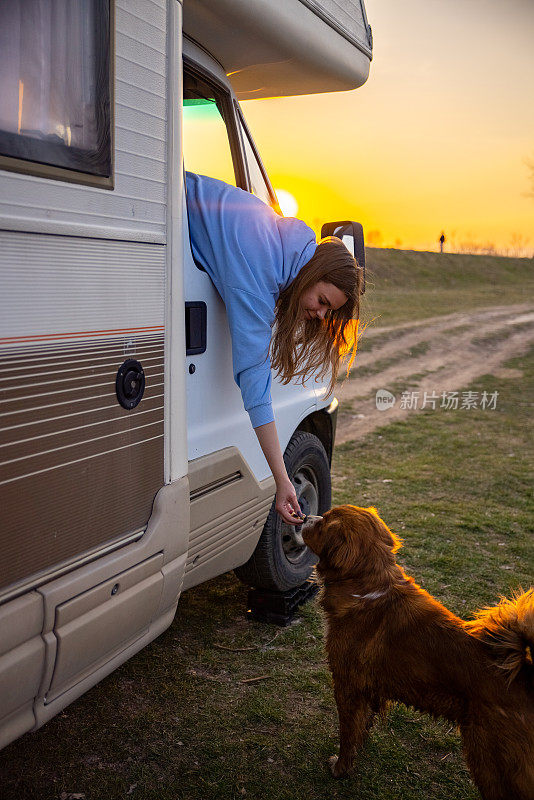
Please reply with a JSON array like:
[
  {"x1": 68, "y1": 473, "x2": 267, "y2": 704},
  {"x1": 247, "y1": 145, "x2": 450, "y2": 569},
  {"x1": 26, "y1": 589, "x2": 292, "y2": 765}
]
[{"x1": 0, "y1": 0, "x2": 110, "y2": 176}]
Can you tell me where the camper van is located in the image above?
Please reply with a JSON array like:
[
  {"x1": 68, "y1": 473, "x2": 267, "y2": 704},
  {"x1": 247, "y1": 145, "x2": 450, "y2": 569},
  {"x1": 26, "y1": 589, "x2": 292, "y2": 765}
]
[{"x1": 0, "y1": 0, "x2": 372, "y2": 749}]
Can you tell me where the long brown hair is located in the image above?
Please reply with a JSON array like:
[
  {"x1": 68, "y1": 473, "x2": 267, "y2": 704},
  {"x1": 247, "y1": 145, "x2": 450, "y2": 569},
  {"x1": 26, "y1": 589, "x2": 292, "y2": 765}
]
[{"x1": 271, "y1": 236, "x2": 363, "y2": 397}]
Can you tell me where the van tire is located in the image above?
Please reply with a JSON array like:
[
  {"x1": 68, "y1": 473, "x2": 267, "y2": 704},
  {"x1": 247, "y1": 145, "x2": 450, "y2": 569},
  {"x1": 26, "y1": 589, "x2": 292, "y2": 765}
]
[{"x1": 234, "y1": 430, "x2": 331, "y2": 591}]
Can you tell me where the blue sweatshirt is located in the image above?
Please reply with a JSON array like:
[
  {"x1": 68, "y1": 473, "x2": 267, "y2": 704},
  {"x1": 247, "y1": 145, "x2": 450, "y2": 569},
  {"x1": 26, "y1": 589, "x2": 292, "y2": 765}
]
[{"x1": 186, "y1": 172, "x2": 317, "y2": 428}]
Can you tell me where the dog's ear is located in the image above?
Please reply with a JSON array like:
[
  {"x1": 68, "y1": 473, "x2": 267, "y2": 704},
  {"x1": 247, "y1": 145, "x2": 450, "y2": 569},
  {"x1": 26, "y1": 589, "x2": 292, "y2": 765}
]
[{"x1": 364, "y1": 506, "x2": 403, "y2": 553}]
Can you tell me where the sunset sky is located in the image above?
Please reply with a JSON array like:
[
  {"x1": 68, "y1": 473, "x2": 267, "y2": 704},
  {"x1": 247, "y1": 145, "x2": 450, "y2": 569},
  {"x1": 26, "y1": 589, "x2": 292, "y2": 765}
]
[{"x1": 241, "y1": 0, "x2": 534, "y2": 255}]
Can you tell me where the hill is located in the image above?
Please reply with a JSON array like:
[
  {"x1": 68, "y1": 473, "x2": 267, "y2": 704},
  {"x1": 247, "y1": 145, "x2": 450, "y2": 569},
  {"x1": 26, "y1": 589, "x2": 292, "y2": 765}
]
[{"x1": 362, "y1": 247, "x2": 534, "y2": 326}]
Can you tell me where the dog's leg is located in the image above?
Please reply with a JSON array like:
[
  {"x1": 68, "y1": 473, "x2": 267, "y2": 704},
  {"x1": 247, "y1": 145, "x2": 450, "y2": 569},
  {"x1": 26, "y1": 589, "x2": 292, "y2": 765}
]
[
  {"x1": 329, "y1": 685, "x2": 374, "y2": 779},
  {"x1": 461, "y1": 723, "x2": 522, "y2": 800}
]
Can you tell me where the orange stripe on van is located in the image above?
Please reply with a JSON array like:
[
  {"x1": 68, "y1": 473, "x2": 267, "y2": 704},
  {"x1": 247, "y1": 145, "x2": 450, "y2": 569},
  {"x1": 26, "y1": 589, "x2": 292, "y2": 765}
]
[{"x1": 0, "y1": 326, "x2": 165, "y2": 345}]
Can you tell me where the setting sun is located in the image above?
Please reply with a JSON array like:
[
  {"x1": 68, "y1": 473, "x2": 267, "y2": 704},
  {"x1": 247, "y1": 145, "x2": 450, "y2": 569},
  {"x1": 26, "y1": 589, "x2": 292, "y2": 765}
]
[
  {"x1": 275, "y1": 188, "x2": 299, "y2": 218},
  {"x1": 243, "y1": 0, "x2": 534, "y2": 256}
]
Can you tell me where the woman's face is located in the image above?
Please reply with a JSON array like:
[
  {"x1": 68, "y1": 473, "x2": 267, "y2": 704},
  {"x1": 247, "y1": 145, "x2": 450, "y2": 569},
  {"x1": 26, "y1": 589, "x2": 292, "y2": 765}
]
[{"x1": 299, "y1": 281, "x2": 348, "y2": 321}]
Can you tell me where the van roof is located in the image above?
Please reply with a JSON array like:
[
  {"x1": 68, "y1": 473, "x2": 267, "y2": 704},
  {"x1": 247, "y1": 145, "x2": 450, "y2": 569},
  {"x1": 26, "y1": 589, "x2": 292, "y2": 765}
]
[{"x1": 183, "y1": 0, "x2": 372, "y2": 100}]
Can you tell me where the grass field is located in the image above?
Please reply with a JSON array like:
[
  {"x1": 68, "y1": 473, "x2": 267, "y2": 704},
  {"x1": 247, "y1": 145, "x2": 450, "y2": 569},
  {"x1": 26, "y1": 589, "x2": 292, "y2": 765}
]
[
  {"x1": 362, "y1": 248, "x2": 533, "y2": 326},
  {"x1": 1, "y1": 251, "x2": 532, "y2": 800}
]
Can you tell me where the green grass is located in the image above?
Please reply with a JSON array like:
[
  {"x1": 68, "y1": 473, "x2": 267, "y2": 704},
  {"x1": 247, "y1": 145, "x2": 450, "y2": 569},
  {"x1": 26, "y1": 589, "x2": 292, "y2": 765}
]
[
  {"x1": 340, "y1": 370, "x2": 433, "y2": 408},
  {"x1": 2, "y1": 338, "x2": 532, "y2": 799},
  {"x1": 357, "y1": 324, "x2": 473, "y2": 356},
  {"x1": 362, "y1": 248, "x2": 534, "y2": 326},
  {"x1": 354, "y1": 328, "x2": 402, "y2": 353},
  {"x1": 2, "y1": 251, "x2": 532, "y2": 799},
  {"x1": 334, "y1": 349, "x2": 533, "y2": 609}
]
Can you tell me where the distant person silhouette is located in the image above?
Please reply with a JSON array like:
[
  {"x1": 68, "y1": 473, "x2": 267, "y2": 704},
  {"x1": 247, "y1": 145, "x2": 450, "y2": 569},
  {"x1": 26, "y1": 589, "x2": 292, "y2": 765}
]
[{"x1": 439, "y1": 232, "x2": 445, "y2": 253}]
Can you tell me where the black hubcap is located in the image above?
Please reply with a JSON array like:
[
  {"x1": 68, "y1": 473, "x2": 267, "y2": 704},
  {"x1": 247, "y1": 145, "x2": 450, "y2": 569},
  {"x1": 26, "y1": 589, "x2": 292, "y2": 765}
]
[{"x1": 281, "y1": 466, "x2": 319, "y2": 564}]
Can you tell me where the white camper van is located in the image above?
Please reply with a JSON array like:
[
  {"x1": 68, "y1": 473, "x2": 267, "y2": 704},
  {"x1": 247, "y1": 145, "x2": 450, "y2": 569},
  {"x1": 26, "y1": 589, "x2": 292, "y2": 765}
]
[{"x1": 0, "y1": 0, "x2": 372, "y2": 750}]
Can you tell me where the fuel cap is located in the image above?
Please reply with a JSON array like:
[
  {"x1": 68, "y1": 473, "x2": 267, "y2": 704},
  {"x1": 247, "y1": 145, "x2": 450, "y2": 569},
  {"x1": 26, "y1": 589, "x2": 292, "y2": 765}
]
[{"x1": 116, "y1": 359, "x2": 145, "y2": 410}]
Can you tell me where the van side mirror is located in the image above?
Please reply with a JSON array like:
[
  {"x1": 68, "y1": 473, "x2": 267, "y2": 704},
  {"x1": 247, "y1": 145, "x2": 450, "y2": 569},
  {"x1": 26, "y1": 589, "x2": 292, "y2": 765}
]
[{"x1": 321, "y1": 220, "x2": 366, "y2": 294}]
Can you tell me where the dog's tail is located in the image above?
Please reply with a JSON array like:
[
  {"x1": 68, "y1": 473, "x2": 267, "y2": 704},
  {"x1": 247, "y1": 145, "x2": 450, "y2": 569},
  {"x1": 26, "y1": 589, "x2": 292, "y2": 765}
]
[{"x1": 467, "y1": 588, "x2": 534, "y2": 685}]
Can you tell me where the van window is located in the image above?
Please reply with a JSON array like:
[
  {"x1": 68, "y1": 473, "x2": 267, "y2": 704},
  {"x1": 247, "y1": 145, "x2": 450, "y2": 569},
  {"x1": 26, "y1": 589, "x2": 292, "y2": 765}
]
[
  {"x1": 0, "y1": 0, "x2": 112, "y2": 182},
  {"x1": 237, "y1": 111, "x2": 275, "y2": 208},
  {"x1": 183, "y1": 69, "x2": 238, "y2": 187}
]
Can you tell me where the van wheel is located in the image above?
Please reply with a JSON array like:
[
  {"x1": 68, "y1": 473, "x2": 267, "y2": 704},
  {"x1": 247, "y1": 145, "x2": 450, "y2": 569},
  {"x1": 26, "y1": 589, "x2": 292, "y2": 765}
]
[{"x1": 234, "y1": 431, "x2": 331, "y2": 592}]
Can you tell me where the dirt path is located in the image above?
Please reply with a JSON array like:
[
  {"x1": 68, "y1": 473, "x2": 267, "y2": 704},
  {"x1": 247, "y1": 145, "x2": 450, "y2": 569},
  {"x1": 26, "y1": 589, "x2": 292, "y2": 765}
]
[{"x1": 335, "y1": 303, "x2": 534, "y2": 443}]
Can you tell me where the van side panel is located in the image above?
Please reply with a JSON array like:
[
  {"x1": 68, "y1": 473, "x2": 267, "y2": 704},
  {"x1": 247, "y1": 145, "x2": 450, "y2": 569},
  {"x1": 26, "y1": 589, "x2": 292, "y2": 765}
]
[
  {"x1": 0, "y1": 0, "x2": 190, "y2": 751},
  {"x1": 0, "y1": 232, "x2": 165, "y2": 595},
  {"x1": 33, "y1": 476, "x2": 189, "y2": 732},
  {"x1": 0, "y1": 0, "x2": 168, "y2": 243},
  {"x1": 46, "y1": 554, "x2": 164, "y2": 702},
  {"x1": 0, "y1": 593, "x2": 44, "y2": 750},
  {"x1": 183, "y1": 448, "x2": 275, "y2": 590},
  {"x1": 0, "y1": 0, "x2": 171, "y2": 599}
]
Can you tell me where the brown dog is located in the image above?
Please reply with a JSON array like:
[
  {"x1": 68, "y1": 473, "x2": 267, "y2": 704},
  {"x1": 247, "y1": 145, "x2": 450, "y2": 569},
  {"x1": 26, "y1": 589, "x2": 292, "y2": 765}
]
[{"x1": 301, "y1": 506, "x2": 534, "y2": 800}]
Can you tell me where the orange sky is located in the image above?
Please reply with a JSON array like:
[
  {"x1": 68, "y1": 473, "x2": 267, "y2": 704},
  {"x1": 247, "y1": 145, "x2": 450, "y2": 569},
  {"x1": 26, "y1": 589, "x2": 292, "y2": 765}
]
[{"x1": 241, "y1": 0, "x2": 534, "y2": 255}]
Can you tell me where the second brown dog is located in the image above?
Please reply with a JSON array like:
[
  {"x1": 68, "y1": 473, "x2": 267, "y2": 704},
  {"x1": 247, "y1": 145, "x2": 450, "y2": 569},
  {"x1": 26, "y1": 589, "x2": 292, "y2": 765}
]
[{"x1": 301, "y1": 506, "x2": 534, "y2": 800}]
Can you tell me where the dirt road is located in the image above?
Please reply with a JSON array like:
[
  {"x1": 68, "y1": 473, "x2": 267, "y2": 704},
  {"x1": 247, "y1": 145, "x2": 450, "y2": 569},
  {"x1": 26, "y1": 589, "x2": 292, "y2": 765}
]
[{"x1": 335, "y1": 303, "x2": 534, "y2": 444}]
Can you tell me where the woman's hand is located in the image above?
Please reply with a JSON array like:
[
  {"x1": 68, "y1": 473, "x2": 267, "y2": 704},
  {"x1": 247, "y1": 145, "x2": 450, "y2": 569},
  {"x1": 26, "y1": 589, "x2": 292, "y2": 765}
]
[
  {"x1": 275, "y1": 476, "x2": 304, "y2": 526},
  {"x1": 253, "y1": 420, "x2": 304, "y2": 525}
]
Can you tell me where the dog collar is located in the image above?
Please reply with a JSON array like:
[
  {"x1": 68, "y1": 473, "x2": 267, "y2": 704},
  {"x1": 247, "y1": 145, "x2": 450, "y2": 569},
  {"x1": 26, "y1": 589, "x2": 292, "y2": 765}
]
[{"x1": 351, "y1": 588, "x2": 390, "y2": 601}]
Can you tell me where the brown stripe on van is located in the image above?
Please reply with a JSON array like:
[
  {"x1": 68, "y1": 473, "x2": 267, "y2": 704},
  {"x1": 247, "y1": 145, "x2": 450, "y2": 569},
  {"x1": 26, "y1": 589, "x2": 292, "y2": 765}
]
[{"x1": 0, "y1": 335, "x2": 165, "y2": 595}]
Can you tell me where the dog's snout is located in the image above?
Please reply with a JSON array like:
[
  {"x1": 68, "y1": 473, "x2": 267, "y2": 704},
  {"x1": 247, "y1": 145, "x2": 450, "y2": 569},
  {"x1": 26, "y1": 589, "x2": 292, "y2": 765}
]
[
  {"x1": 303, "y1": 515, "x2": 323, "y2": 525},
  {"x1": 300, "y1": 515, "x2": 323, "y2": 538}
]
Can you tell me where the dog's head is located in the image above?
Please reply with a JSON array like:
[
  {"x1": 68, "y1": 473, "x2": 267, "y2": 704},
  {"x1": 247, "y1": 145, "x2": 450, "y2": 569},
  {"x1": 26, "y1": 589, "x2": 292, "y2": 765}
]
[{"x1": 301, "y1": 505, "x2": 402, "y2": 580}]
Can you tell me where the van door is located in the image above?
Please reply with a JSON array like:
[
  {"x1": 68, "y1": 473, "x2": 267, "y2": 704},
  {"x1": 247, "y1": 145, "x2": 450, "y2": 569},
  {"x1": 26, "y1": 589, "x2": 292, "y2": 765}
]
[
  {"x1": 182, "y1": 59, "x2": 255, "y2": 467},
  {"x1": 235, "y1": 106, "x2": 278, "y2": 209},
  {"x1": 181, "y1": 53, "x2": 279, "y2": 588}
]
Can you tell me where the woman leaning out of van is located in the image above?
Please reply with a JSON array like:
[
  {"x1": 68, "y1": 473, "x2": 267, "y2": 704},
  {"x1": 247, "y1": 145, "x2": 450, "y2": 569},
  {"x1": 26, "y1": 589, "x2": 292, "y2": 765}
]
[{"x1": 185, "y1": 172, "x2": 362, "y2": 526}]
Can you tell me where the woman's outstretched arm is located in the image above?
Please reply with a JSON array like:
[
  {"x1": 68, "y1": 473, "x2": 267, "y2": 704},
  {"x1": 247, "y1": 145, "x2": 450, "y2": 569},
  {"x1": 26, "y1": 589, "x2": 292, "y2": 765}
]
[{"x1": 253, "y1": 420, "x2": 303, "y2": 526}]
